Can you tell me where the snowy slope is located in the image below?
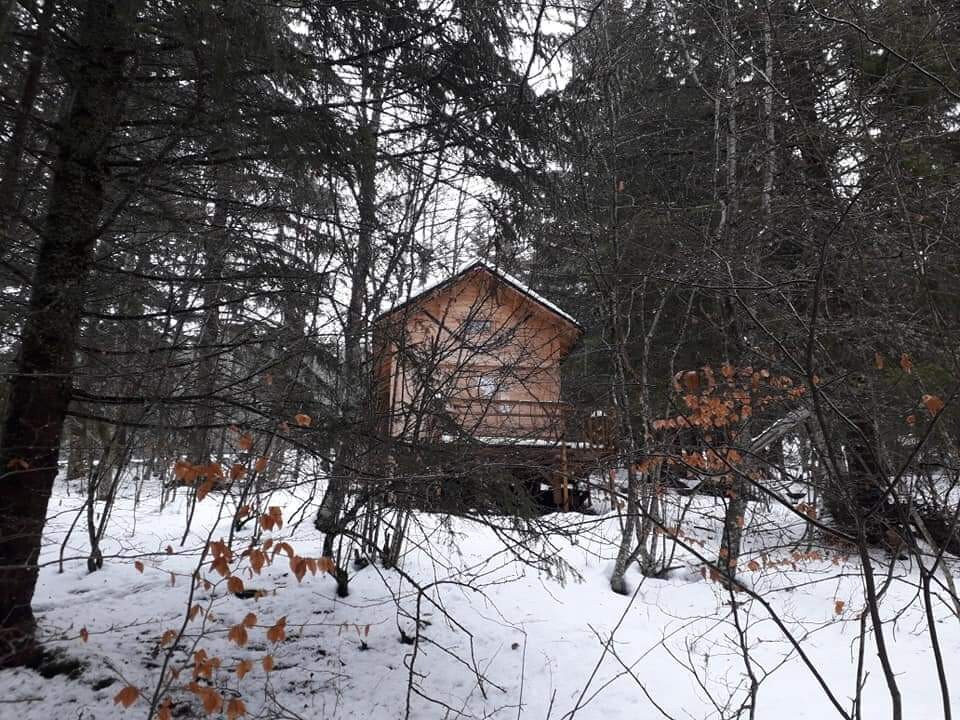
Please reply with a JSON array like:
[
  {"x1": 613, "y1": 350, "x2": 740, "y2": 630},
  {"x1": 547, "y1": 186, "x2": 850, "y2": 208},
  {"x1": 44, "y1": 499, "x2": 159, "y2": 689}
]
[{"x1": 1, "y1": 476, "x2": 957, "y2": 719}]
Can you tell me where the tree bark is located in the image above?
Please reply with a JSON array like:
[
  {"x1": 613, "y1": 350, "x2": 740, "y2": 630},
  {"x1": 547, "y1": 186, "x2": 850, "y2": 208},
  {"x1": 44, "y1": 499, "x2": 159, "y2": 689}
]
[
  {"x1": 761, "y1": 6, "x2": 775, "y2": 223},
  {"x1": 0, "y1": 0, "x2": 137, "y2": 668},
  {"x1": 608, "y1": 290, "x2": 641, "y2": 594}
]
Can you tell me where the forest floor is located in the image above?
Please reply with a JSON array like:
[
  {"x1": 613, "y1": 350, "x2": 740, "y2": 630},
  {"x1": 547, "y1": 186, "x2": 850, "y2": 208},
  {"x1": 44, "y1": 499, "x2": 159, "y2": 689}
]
[{"x1": 1, "y1": 473, "x2": 958, "y2": 720}]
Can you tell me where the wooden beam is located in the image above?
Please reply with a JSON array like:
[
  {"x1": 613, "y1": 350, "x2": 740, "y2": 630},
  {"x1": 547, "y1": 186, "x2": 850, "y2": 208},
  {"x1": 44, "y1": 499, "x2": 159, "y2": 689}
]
[{"x1": 560, "y1": 442, "x2": 569, "y2": 511}]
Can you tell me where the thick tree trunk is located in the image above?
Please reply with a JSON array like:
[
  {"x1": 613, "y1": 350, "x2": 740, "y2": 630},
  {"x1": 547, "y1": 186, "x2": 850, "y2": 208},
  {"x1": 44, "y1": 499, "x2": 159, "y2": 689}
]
[{"x1": 0, "y1": 0, "x2": 136, "y2": 668}]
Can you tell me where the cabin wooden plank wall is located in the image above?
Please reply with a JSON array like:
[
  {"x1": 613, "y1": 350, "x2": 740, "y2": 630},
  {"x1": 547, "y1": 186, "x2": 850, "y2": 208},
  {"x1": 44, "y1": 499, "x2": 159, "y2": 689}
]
[{"x1": 373, "y1": 265, "x2": 580, "y2": 444}]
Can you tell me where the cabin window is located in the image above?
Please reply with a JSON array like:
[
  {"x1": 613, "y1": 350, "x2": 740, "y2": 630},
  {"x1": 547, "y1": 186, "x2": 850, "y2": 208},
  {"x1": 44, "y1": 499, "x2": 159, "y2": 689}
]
[
  {"x1": 476, "y1": 374, "x2": 514, "y2": 402},
  {"x1": 462, "y1": 319, "x2": 490, "y2": 337},
  {"x1": 477, "y1": 374, "x2": 497, "y2": 398}
]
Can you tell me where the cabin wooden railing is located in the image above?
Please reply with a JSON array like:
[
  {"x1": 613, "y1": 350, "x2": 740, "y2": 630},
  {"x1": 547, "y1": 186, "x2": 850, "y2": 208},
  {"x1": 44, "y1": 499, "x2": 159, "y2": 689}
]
[
  {"x1": 444, "y1": 401, "x2": 616, "y2": 447},
  {"x1": 447, "y1": 399, "x2": 569, "y2": 441}
]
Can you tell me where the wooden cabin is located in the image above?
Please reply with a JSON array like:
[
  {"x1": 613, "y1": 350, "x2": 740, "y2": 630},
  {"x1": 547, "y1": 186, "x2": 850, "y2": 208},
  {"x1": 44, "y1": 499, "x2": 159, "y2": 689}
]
[{"x1": 372, "y1": 260, "x2": 612, "y2": 510}]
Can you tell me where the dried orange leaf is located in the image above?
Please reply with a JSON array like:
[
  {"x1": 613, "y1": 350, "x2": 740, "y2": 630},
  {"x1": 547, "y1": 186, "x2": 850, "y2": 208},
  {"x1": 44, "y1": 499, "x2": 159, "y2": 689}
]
[
  {"x1": 266, "y1": 617, "x2": 286, "y2": 644},
  {"x1": 113, "y1": 685, "x2": 140, "y2": 708},
  {"x1": 249, "y1": 549, "x2": 266, "y2": 574},
  {"x1": 900, "y1": 353, "x2": 913, "y2": 373},
  {"x1": 228, "y1": 624, "x2": 248, "y2": 648},
  {"x1": 242, "y1": 612, "x2": 257, "y2": 629},
  {"x1": 235, "y1": 658, "x2": 253, "y2": 680},
  {"x1": 134, "y1": 560, "x2": 144, "y2": 573},
  {"x1": 200, "y1": 687, "x2": 223, "y2": 715},
  {"x1": 79, "y1": 627, "x2": 89, "y2": 643},
  {"x1": 268, "y1": 506, "x2": 283, "y2": 530},
  {"x1": 254, "y1": 456, "x2": 268, "y2": 473},
  {"x1": 211, "y1": 555, "x2": 230, "y2": 578},
  {"x1": 227, "y1": 576, "x2": 244, "y2": 594},
  {"x1": 196, "y1": 478, "x2": 216, "y2": 502},
  {"x1": 290, "y1": 556, "x2": 307, "y2": 583},
  {"x1": 294, "y1": 413, "x2": 312, "y2": 428},
  {"x1": 834, "y1": 600, "x2": 845, "y2": 615},
  {"x1": 158, "y1": 699, "x2": 173, "y2": 720},
  {"x1": 262, "y1": 654, "x2": 274, "y2": 672},
  {"x1": 923, "y1": 394, "x2": 945, "y2": 417},
  {"x1": 226, "y1": 698, "x2": 248, "y2": 720},
  {"x1": 174, "y1": 460, "x2": 198, "y2": 484},
  {"x1": 209, "y1": 539, "x2": 233, "y2": 562}
]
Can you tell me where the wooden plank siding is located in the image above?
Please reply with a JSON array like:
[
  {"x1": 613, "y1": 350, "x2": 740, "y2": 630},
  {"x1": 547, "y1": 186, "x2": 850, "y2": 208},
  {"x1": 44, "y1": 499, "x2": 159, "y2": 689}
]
[{"x1": 373, "y1": 264, "x2": 580, "y2": 445}]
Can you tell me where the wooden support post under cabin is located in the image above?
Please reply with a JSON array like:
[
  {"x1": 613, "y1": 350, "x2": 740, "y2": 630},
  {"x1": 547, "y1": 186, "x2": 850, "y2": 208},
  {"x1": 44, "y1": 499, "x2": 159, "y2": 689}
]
[
  {"x1": 561, "y1": 444, "x2": 570, "y2": 511},
  {"x1": 551, "y1": 467, "x2": 563, "y2": 507}
]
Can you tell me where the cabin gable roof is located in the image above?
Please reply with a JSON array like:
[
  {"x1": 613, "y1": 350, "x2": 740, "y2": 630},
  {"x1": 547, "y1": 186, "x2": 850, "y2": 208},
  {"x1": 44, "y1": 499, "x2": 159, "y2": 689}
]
[{"x1": 375, "y1": 260, "x2": 583, "y2": 334}]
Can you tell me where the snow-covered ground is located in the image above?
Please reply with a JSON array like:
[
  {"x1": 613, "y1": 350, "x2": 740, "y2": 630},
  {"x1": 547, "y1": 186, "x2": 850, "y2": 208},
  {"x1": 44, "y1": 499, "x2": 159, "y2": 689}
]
[{"x1": 2, "y1": 475, "x2": 958, "y2": 719}]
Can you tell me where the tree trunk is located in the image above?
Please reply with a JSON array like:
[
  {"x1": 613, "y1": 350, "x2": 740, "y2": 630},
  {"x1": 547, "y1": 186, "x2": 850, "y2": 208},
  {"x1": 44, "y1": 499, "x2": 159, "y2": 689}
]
[
  {"x1": 609, "y1": 296, "x2": 640, "y2": 594},
  {"x1": 66, "y1": 418, "x2": 89, "y2": 483},
  {"x1": 190, "y1": 182, "x2": 229, "y2": 465},
  {"x1": 761, "y1": 8, "x2": 775, "y2": 223},
  {"x1": 0, "y1": 0, "x2": 137, "y2": 668},
  {"x1": 315, "y1": 73, "x2": 384, "y2": 584},
  {"x1": 315, "y1": 123, "x2": 375, "y2": 557},
  {"x1": 719, "y1": 486, "x2": 748, "y2": 579},
  {"x1": 716, "y1": 4, "x2": 745, "y2": 581}
]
